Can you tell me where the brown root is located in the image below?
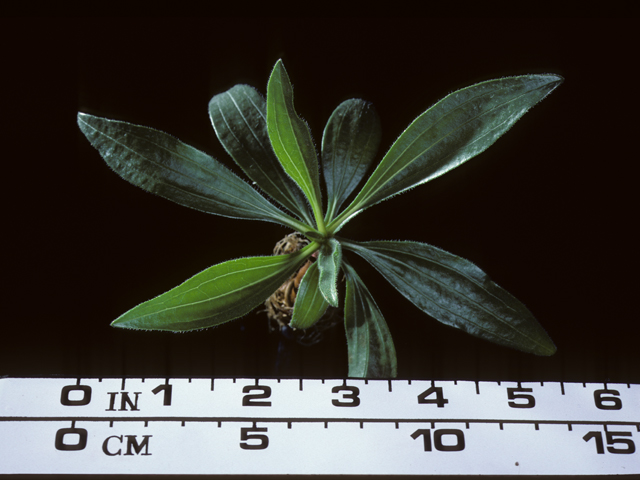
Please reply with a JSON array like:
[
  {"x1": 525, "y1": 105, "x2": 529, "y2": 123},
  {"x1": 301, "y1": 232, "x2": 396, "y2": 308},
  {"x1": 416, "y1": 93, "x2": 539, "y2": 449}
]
[
  {"x1": 264, "y1": 232, "x2": 340, "y2": 346},
  {"x1": 264, "y1": 232, "x2": 312, "y2": 328}
]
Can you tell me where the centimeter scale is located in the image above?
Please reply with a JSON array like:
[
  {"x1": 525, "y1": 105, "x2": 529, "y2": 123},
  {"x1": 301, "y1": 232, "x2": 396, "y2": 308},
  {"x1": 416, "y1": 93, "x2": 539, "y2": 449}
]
[{"x1": 0, "y1": 378, "x2": 638, "y2": 475}]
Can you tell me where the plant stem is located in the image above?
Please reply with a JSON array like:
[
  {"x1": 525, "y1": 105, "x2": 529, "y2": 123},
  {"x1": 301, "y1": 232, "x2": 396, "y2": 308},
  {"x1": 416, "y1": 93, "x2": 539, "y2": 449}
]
[
  {"x1": 314, "y1": 207, "x2": 328, "y2": 236},
  {"x1": 275, "y1": 212, "x2": 316, "y2": 235},
  {"x1": 326, "y1": 201, "x2": 361, "y2": 234}
]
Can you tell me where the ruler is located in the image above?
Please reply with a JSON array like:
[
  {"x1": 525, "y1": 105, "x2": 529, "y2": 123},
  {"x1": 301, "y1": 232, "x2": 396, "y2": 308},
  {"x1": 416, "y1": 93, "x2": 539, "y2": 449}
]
[{"x1": 0, "y1": 378, "x2": 638, "y2": 475}]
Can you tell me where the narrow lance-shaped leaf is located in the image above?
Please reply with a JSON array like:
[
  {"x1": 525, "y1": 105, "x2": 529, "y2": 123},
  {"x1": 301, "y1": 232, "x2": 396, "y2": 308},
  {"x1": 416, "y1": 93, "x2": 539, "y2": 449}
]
[
  {"x1": 336, "y1": 75, "x2": 563, "y2": 227},
  {"x1": 317, "y1": 238, "x2": 342, "y2": 307},
  {"x1": 322, "y1": 99, "x2": 381, "y2": 221},
  {"x1": 209, "y1": 84, "x2": 314, "y2": 225},
  {"x1": 290, "y1": 261, "x2": 330, "y2": 330},
  {"x1": 343, "y1": 240, "x2": 556, "y2": 355},
  {"x1": 266, "y1": 60, "x2": 323, "y2": 224},
  {"x1": 78, "y1": 113, "x2": 305, "y2": 231},
  {"x1": 343, "y1": 262, "x2": 397, "y2": 378},
  {"x1": 112, "y1": 246, "x2": 314, "y2": 332}
]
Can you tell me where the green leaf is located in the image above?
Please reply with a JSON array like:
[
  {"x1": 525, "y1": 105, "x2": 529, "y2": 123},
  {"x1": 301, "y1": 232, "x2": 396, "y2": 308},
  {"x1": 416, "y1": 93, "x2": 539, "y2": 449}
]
[
  {"x1": 322, "y1": 99, "x2": 381, "y2": 221},
  {"x1": 317, "y1": 238, "x2": 342, "y2": 307},
  {"x1": 78, "y1": 113, "x2": 305, "y2": 231},
  {"x1": 266, "y1": 60, "x2": 323, "y2": 225},
  {"x1": 343, "y1": 262, "x2": 397, "y2": 378},
  {"x1": 208, "y1": 84, "x2": 314, "y2": 225},
  {"x1": 343, "y1": 240, "x2": 556, "y2": 355},
  {"x1": 290, "y1": 261, "x2": 330, "y2": 330},
  {"x1": 338, "y1": 75, "x2": 563, "y2": 226},
  {"x1": 112, "y1": 246, "x2": 314, "y2": 332}
]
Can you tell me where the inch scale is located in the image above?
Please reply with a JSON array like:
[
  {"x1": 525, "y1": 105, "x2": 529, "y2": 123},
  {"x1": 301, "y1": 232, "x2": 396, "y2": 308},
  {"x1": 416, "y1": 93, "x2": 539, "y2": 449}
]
[{"x1": 0, "y1": 378, "x2": 638, "y2": 475}]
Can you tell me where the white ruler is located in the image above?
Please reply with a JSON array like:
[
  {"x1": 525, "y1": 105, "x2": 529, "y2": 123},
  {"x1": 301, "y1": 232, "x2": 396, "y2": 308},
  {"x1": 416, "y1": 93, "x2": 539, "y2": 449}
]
[{"x1": 0, "y1": 378, "x2": 638, "y2": 475}]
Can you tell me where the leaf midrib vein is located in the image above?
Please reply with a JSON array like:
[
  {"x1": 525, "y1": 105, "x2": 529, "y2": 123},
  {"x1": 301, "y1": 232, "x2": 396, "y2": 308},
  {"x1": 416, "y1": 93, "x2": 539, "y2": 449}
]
[
  {"x1": 81, "y1": 118, "x2": 281, "y2": 219},
  {"x1": 359, "y1": 82, "x2": 546, "y2": 207}
]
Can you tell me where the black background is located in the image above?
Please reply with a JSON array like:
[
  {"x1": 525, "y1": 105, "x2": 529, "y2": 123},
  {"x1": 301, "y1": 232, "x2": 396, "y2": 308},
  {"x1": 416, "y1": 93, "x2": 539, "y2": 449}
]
[{"x1": 3, "y1": 17, "x2": 638, "y2": 480}]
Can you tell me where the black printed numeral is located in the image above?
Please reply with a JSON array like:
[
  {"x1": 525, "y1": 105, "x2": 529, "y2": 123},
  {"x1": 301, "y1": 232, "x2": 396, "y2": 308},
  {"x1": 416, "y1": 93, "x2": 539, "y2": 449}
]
[
  {"x1": 240, "y1": 427, "x2": 269, "y2": 450},
  {"x1": 411, "y1": 429, "x2": 465, "y2": 452},
  {"x1": 152, "y1": 384, "x2": 172, "y2": 406},
  {"x1": 331, "y1": 386, "x2": 360, "y2": 407},
  {"x1": 60, "y1": 385, "x2": 92, "y2": 406},
  {"x1": 242, "y1": 385, "x2": 272, "y2": 407},
  {"x1": 417, "y1": 386, "x2": 448, "y2": 408},
  {"x1": 593, "y1": 389, "x2": 622, "y2": 410},
  {"x1": 507, "y1": 387, "x2": 536, "y2": 409},
  {"x1": 583, "y1": 431, "x2": 635, "y2": 454},
  {"x1": 55, "y1": 426, "x2": 88, "y2": 451}
]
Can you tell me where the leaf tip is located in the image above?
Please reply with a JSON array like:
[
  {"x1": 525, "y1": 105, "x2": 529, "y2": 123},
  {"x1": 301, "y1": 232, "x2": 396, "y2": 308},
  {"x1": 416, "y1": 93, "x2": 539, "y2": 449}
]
[
  {"x1": 77, "y1": 111, "x2": 88, "y2": 125},
  {"x1": 110, "y1": 311, "x2": 140, "y2": 330},
  {"x1": 545, "y1": 73, "x2": 564, "y2": 90},
  {"x1": 537, "y1": 340, "x2": 557, "y2": 356},
  {"x1": 270, "y1": 59, "x2": 285, "y2": 78},
  {"x1": 110, "y1": 317, "x2": 128, "y2": 329},
  {"x1": 527, "y1": 332, "x2": 557, "y2": 356}
]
